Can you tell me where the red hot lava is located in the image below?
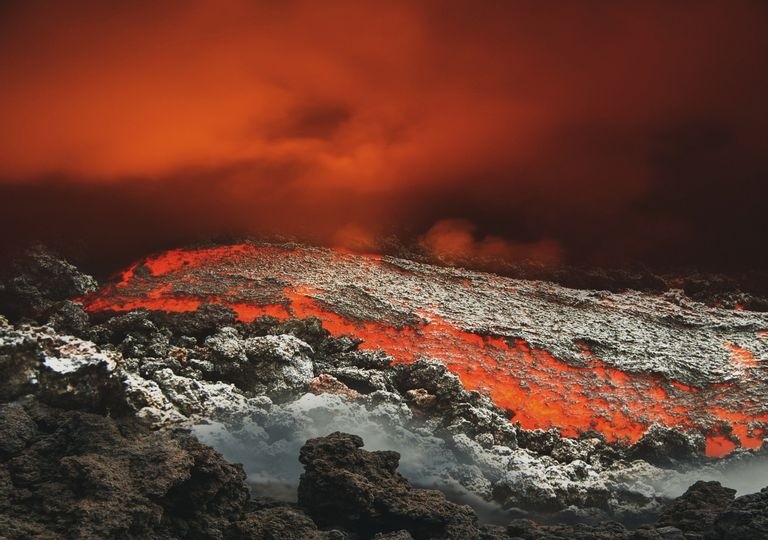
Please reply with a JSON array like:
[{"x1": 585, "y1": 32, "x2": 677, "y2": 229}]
[{"x1": 82, "y1": 244, "x2": 768, "y2": 457}]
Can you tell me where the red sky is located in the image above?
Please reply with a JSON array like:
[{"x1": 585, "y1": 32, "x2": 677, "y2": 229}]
[{"x1": 1, "y1": 1, "x2": 767, "y2": 272}]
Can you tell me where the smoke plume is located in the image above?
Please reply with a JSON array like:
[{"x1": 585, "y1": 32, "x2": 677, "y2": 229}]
[{"x1": 1, "y1": 1, "x2": 767, "y2": 272}]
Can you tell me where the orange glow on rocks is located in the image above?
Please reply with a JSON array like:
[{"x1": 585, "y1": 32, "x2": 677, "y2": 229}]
[
  {"x1": 705, "y1": 436, "x2": 738, "y2": 458},
  {"x1": 729, "y1": 342, "x2": 759, "y2": 368},
  {"x1": 86, "y1": 283, "x2": 201, "y2": 313},
  {"x1": 81, "y1": 244, "x2": 768, "y2": 457}
]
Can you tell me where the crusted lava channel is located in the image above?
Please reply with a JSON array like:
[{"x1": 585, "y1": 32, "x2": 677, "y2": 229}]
[{"x1": 81, "y1": 243, "x2": 768, "y2": 457}]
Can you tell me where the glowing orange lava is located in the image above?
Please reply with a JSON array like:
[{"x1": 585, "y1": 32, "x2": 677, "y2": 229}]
[
  {"x1": 81, "y1": 244, "x2": 768, "y2": 457},
  {"x1": 729, "y1": 342, "x2": 758, "y2": 368}
]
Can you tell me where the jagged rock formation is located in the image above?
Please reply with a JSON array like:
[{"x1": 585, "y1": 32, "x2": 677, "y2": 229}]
[
  {"x1": 657, "y1": 480, "x2": 736, "y2": 537},
  {"x1": 1, "y1": 246, "x2": 768, "y2": 538},
  {"x1": 0, "y1": 246, "x2": 97, "y2": 323},
  {"x1": 0, "y1": 400, "x2": 371, "y2": 539},
  {"x1": 1, "y1": 410, "x2": 766, "y2": 539},
  {"x1": 2, "y1": 297, "x2": 768, "y2": 527},
  {"x1": 80, "y1": 244, "x2": 768, "y2": 457},
  {"x1": 298, "y1": 431, "x2": 479, "y2": 539},
  {"x1": 0, "y1": 400, "x2": 251, "y2": 539},
  {"x1": 713, "y1": 487, "x2": 768, "y2": 539}
]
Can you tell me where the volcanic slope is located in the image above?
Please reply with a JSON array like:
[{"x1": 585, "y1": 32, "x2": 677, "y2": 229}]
[{"x1": 83, "y1": 243, "x2": 768, "y2": 456}]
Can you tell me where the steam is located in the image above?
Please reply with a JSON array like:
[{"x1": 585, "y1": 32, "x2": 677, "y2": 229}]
[
  {"x1": 420, "y1": 219, "x2": 562, "y2": 266},
  {"x1": 648, "y1": 453, "x2": 768, "y2": 498},
  {"x1": 194, "y1": 392, "x2": 481, "y2": 487},
  {"x1": 193, "y1": 392, "x2": 504, "y2": 516},
  {"x1": 194, "y1": 391, "x2": 768, "y2": 524}
]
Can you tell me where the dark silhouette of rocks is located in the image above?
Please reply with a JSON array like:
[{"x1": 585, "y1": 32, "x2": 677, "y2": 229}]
[
  {"x1": 0, "y1": 400, "x2": 250, "y2": 538},
  {"x1": 2, "y1": 414, "x2": 767, "y2": 539},
  {"x1": 0, "y1": 246, "x2": 97, "y2": 323},
  {"x1": 298, "y1": 431, "x2": 478, "y2": 539}
]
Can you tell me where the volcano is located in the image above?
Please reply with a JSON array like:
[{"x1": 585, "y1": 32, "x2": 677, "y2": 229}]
[{"x1": 81, "y1": 243, "x2": 768, "y2": 457}]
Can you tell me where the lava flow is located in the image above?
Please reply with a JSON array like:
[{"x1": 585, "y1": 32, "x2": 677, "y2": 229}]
[{"x1": 81, "y1": 243, "x2": 768, "y2": 457}]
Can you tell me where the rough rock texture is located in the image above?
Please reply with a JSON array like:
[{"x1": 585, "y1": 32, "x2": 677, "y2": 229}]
[
  {"x1": 80, "y1": 244, "x2": 768, "y2": 464},
  {"x1": 227, "y1": 505, "x2": 330, "y2": 540},
  {"x1": 712, "y1": 487, "x2": 768, "y2": 540},
  {"x1": 298, "y1": 431, "x2": 478, "y2": 539},
  {"x1": 627, "y1": 425, "x2": 705, "y2": 467},
  {"x1": 84, "y1": 244, "x2": 768, "y2": 386},
  {"x1": 2, "y1": 248, "x2": 768, "y2": 539},
  {"x1": 0, "y1": 246, "x2": 97, "y2": 323},
  {"x1": 0, "y1": 400, "x2": 767, "y2": 538},
  {"x1": 0, "y1": 320, "x2": 317, "y2": 427},
  {"x1": 309, "y1": 373, "x2": 362, "y2": 400},
  {"x1": 206, "y1": 328, "x2": 315, "y2": 398},
  {"x1": 3, "y1": 314, "x2": 768, "y2": 527},
  {"x1": 0, "y1": 400, "x2": 252, "y2": 539},
  {"x1": 657, "y1": 481, "x2": 736, "y2": 536},
  {"x1": 0, "y1": 322, "x2": 126, "y2": 412}
]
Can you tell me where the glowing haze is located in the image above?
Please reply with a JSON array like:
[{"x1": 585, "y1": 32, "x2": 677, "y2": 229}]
[{"x1": 1, "y1": 1, "x2": 767, "y2": 272}]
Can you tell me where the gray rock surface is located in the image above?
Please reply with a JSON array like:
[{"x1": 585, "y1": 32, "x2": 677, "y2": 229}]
[
  {"x1": 2, "y1": 247, "x2": 768, "y2": 538},
  {"x1": 2, "y1": 316, "x2": 768, "y2": 525},
  {"x1": 86, "y1": 244, "x2": 768, "y2": 386},
  {"x1": 81, "y1": 244, "x2": 768, "y2": 460}
]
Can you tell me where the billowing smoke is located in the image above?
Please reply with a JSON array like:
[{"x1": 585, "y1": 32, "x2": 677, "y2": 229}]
[
  {"x1": 647, "y1": 453, "x2": 768, "y2": 499},
  {"x1": 193, "y1": 390, "x2": 768, "y2": 526},
  {"x1": 192, "y1": 392, "x2": 503, "y2": 510},
  {"x1": 420, "y1": 219, "x2": 562, "y2": 266},
  {"x1": 1, "y1": 1, "x2": 768, "y2": 273}
]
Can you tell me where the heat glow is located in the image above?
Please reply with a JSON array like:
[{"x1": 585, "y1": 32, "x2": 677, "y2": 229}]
[
  {"x1": 2, "y1": 2, "x2": 768, "y2": 274},
  {"x1": 81, "y1": 245, "x2": 768, "y2": 457}
]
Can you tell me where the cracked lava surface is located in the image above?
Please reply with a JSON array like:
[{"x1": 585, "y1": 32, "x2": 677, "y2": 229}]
[{"x1": 81, "y1": 243, "x2": 768, "y2": 457}]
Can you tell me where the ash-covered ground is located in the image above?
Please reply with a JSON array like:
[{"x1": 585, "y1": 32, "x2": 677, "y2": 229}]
[{"x1": 1, "y1": 245, "x2": 767, "y2": 539}]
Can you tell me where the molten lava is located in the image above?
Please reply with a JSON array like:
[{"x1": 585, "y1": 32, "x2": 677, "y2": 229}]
[{"x1": 81, "y1": 244, "x2": 768, "y2": 457}]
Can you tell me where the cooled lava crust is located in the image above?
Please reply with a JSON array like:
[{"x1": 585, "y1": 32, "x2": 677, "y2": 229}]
[{"x1": 82, "y1": 243, "x2": 768, "y2": 457}]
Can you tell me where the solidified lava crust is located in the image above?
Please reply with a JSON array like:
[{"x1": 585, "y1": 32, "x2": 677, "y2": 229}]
[{"x1": 81, "y1": 243, "x2": 768, "y2": 456}]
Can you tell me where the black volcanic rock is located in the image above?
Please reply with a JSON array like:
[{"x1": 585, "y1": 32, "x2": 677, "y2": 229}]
[
  {"x1": 0, "y1": 400, "x2": 251, "y2": 539},
  {"x1": 203, "y1": 326, "x2": 315, "y2": 397},
  {"x1": 91, "y1": 309, "x2": 172, "y2": 358},
  {"x1": 0, "y1": 246, "x2": 97, "y2": 323},
  {"x1": 2, "y1": 399, "x2": 768, "y2": 539},
  {"x1": 0, "y1": 403, "x2": 36, "y2": 456},
  {"x1": 0, "y1": 326, "x2": 40, "y2": 402},
  {"x1": 712, "y1": 487, "x2": 768, "y2": 539},
  {"x1": 0, "y1": 322, "x2": 129, "y2": 415},
  {"x1": 152, "y1": 303, "x2": 239, "y2": 341},
  {"x1": 47, "y1": 300, "x2": 92, "y2": 336},
  {"x1": 298, "y1": 431, "x2": 479, "y2": 539},
  {"x1": 657, "y1": 481, "x2": 736, "y2": 536},
  {"x1": 627, "y1": 425, "x2": 705, "y2": 467},
  {"x1": 227, "y1": 505, "x2": 331, "y2": 539},
  {"x1": 395, "y1": 359, "x2": 463, "y2": 397},
  {"x1": 272, "y1": 316, "x2": 331, "y2": 350},
  {"x1": 3, "y1": 246, "x2": 768, "y2": 539}
]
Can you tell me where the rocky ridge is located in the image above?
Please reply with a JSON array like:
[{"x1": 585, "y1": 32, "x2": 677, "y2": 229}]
[
  {"x1": 0, "y1": 246, "x2": 767, "y2": 538},
  {"x1": 1, "y1": 398, "x2": 766, "y2": 539},
  {"x1": 79, "y1": 244, "x2": 768, "y2": 456}
]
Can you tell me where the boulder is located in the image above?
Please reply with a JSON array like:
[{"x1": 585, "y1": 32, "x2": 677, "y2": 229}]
[
  {"x1": 0, "y1": 401, "x2": 249, "y2": 538},
  {"x1": 298, "y1": 431, "x2": 479, "y2": 539},
  {"x1": 0, "y1": 246, "x2": 96, "y2": 323},
  {"x1": 657, "y1": 480, "x2": 735, "y2": 536},
  {"x1": 713, "y1": 487, "x2": 768, "y2": 540}
]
